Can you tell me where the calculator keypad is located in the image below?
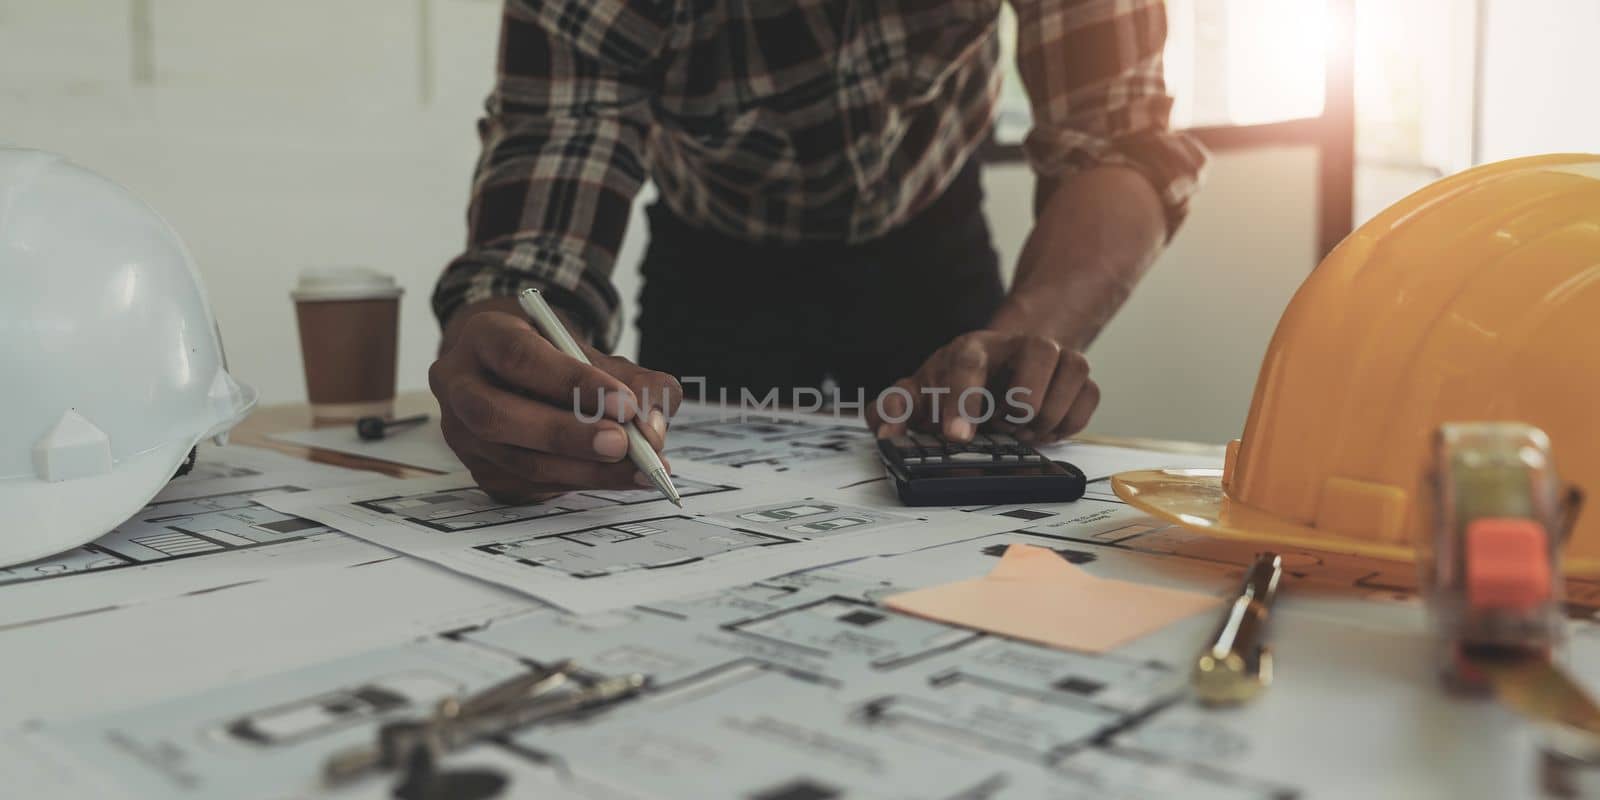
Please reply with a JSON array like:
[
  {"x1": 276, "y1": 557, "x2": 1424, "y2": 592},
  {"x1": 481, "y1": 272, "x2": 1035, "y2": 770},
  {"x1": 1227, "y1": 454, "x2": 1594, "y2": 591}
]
[{"x1": 884, "y1": 431, "x2": 1049, "y2": 469}]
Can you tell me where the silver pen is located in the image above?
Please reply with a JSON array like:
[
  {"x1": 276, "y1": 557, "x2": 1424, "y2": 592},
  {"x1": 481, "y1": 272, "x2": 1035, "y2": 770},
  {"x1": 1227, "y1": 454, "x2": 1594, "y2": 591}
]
[
  {"x1": 517, "y1": 288, "x2": 682, "y2": 507},
  {"x1": 1192, "y1": 551, "x2": 1282, "y2": 706}
]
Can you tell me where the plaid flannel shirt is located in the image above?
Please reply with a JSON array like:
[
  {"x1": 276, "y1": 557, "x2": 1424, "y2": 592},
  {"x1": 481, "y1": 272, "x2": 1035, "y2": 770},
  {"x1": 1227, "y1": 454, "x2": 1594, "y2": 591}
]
[{"x1": 434, "y1": 0, "x2": 1208, "y2": 350}]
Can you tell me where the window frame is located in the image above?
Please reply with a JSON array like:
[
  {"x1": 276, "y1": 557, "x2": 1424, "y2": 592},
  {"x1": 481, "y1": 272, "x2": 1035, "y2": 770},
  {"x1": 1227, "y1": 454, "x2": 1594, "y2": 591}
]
[{"x1": 983, "y1": 0, "x2": 1357, "y2": 257}]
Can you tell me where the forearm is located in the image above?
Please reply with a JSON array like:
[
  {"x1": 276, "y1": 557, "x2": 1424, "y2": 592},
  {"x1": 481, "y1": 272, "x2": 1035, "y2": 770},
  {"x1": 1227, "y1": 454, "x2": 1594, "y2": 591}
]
[{"x1": 988, "y1": 165, "x2": 1168, "y2": 350}]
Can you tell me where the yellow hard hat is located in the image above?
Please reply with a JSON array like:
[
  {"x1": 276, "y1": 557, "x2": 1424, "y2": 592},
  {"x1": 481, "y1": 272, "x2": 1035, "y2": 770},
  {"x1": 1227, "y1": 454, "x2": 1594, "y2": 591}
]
[{"x1": 1115, "y1": 154, "x2": 1600, "y2": 574}]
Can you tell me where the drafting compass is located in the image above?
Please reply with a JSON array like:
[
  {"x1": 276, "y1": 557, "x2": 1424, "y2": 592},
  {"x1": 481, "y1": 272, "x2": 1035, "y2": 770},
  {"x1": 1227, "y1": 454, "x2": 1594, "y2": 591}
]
[{"x1": 322, "y1": 660, "x2": 648, "y2": 793}]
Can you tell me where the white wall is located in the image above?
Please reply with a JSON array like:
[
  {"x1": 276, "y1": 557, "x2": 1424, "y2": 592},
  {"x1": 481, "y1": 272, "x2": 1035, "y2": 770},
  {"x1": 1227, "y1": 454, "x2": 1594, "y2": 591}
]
[
  {"x1": 1480, "y1": 0, "x2": 1600, "y2": 161},
  {"x1": 1, "y1": 0, "x2": 510, "y2": 407},
  {"x1": 985, "y1": 147, "x2": 1319, "y2": 443},
  {"x1": 2, "y1": 1, "x2": 1320, "y2": 444}
]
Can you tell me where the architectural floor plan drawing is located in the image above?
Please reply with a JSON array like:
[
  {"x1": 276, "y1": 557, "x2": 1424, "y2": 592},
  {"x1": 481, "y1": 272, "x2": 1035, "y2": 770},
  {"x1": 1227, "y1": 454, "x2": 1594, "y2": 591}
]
[
  {"x1": 525, "y1": 664, "x2": 1082, "y2": 800},
  {"x1": 353, "y1": 477, "x2": 736, "y2": 533},
  {"x1": 262, "y1": 467, "x2": 1021, "y2": 613},
  {"x1": 21, "y1": 529, "x2": 1302, "y2": 800},
  {"x1": 0, "y1": 552, "x2": 536, "y2": 733},
  {"x1": 10, "y1": 432, "x2": 1583, "y2": 800},
  {"x1": 726, "y1": 595, "x2": 982, "y2": 669},
  {"x1": 478, "y1": 515, "x2": 792, "y2": 579},
  {"x1": 1, "y1": 485, "x2": 338, "y2": 587},
  {"x1": 0, "y1": 446, "x2": 393, "y2": 629},
  {"x1": 23, "y1": 478, "x2": 1537, "y2": 800},
  {"x1": 470, "y1": 493, "x2": 937, "y2": 581},
  {"x1": 38, "y1": 637, "x2": 531, "y2": 800},
  {"x1": 660, "y1": 412, "x2": 875, "y2": 476}
]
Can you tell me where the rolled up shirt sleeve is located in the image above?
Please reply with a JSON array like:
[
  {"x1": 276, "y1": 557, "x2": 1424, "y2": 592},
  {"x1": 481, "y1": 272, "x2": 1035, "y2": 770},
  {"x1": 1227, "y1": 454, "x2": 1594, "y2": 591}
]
[
  {"x1": 433, "y1": 0, "x2": 671, "y2": 351},
  {"x1": 1010, "y1": 0, "x2": 1208, "y2": 237}
]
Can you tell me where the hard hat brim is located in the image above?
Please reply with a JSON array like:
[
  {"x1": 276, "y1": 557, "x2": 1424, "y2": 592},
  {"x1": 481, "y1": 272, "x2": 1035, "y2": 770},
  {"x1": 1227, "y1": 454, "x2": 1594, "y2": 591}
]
[
  {"x1": 0, "y1": 379, "x2": 255, "y2": 569},
  {"x1": 1114, "y1": 468, "x2": 1600, "y2": 577},
  {"x1": 1111, "y1": 468, "x2": 1418, "y2": 564},
  {"x1": 0, "y1": 439, "x2": 196, "y2": 568}
]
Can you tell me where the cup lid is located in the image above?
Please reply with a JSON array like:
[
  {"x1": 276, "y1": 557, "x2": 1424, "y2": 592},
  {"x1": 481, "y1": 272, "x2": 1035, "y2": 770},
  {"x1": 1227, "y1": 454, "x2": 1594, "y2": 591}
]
[{"x1": 291, "y1": 267, "x2": 403, "y2": 302}]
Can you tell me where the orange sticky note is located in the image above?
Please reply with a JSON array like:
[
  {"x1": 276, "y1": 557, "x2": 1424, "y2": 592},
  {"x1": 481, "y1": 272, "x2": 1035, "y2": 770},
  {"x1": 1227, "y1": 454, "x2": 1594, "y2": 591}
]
[{"x1": 884, "y1": 544, "x2": 1219, "y2": 653}]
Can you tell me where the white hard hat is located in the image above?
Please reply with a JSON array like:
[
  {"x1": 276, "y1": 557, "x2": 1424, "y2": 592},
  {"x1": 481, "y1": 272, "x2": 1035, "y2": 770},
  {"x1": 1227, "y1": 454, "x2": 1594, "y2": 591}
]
[{"x1": 0, "y1": 148, "x2": 257, "y2": 567}]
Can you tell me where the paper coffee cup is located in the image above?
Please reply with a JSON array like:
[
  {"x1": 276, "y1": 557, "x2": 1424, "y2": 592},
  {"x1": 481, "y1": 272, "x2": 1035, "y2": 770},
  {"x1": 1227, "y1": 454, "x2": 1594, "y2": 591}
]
[{"x1": 292, "y1": 267, "x2": 403, "y2": 423}]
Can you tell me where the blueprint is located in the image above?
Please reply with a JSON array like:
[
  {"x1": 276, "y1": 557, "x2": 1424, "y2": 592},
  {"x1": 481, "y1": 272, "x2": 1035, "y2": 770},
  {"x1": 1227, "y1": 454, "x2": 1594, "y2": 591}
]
[
  {"x1": 262, "y1": 465, "x2": 1020, "y2": 614},
  {"x1": 660, "y1": 412, "x2": 876, "y2": 476},
  {"x1": 1, "y1": 446, "x2": 372, "y2": 586},
  {"x1": 8, "y1": 429, "x2": 1571, "y2": 800},
  {"x1": 0, "y1": 549, "x2": 536, "y2": 731},
  {"x1": 269, "y1": 402, "x2": 1225, "y2": 490},
  {"x1": 16, "y1": 487, "x2": 1570, "y2": 800},
  {"x1": 3, "y1": 485, "x2": 346, "y2": 587},
  {"x1": 349, "y1": 476, "x2": 737, "y2": 533},
  {"x1": 40, "y1": 637, "x2": 531, "y2": 800},
  {"x1": 268, "y1": 404, "x2": 876, "y2": 478},
  {"x1": 0, "y1": 446, "x2": 395, "y2": 629},
  {"x1": 17, "y1": 516, "x2": 1309, "y2": 800},
  {"x1": 657, "y1": 408, "x2": 1227, "y2": 487}
]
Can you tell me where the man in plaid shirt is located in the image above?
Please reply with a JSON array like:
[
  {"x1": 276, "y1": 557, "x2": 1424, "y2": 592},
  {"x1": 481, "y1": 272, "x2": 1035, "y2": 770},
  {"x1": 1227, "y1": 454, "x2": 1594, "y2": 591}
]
[{"x1": 429, "y1": 0, "x2": 1207, "y2": 500}]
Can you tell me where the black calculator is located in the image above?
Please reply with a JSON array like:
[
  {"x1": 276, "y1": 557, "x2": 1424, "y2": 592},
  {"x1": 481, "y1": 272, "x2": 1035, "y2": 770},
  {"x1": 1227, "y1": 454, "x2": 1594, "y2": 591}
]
[{"x1": 876, "y1": 431, "x2": 1087, "y2": 506}]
